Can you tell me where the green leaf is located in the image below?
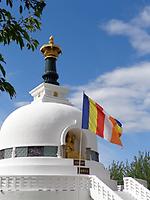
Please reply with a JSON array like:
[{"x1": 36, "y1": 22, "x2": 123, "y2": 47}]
[
  {"x1": 33, "y1": 18, "x2": 41, "y2": 29},
  {"x1": 0, "y1": 64, "x2": 6, "y2": 77},
  {"x1": 33, "y1": 39, "x2": 39, "y2": 48},
  {"x1": 6, "y1": 0, "x2": 13, "y2": 8},
  {"x1": 26, "y1": 43, "x2": 31, "y2": 49},
  {"x1": 0, "y1": 78, "x2": 16, "y2": 98},
  {"x1": 17, "y1": 36, "x2": 25, "y2": 49},
  {"x1": 19, "y1": 5, "x2": 23, "y2": 14},
  {"x1": 22, "y1": 30, "x2": 30, "y2": 41},
  {"x1": 0, "y1": 54, "x2": 6, "y2": 63}
]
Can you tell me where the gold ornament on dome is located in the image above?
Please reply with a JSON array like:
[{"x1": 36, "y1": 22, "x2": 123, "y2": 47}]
[{"x1": 40, "y1": 36, "x2": 62, "y2": 59}]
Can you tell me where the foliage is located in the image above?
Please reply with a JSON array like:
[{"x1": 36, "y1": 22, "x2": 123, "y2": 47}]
[
  {"x1": 109, "y1": 161, "x2": 125, "y2": 185},
  {"x1": 0, "y1": 54, "x2": 15, "y2": 97},
  {"x1": 0, "y1": 0, "x2": 46, "y2": 98},
  {"x1": 109, "y1": 151, "x2": 150, "y2": 189}
]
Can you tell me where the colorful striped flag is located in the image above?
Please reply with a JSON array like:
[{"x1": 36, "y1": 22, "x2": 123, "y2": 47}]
[{"x1": 82, "y1": 93, "x2": 123, "y2": 146}]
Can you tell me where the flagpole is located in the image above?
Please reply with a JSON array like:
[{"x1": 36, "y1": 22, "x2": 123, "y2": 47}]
[
  {"x1": 79, "y1": 90, "x2": 85, "y2": 168},
  {"x1": 77, "y1": 91, "x2": 85, "y2": 200},
  {"x1": 77, "y1": 128, "x2": 83, "y2": 200},
  {"x1": 79, "y1": 90, "x2": 86, "y2": 168},
  {"x1": 79, "y1": 128, "x2": 83, "y2": 171}
]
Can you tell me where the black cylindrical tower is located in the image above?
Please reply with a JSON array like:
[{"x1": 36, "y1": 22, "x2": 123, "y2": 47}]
[
  {"x1": 40, "y1": 36, "x2": 62, "y2": 85},
  {"x1": 42, "y1": 57, "x2": 59, "y2": 85}
]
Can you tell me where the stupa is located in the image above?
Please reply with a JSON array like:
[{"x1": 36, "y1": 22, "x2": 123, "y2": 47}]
[{"x1": 0, "y1": 37, "x2": 149, "y2": 200}]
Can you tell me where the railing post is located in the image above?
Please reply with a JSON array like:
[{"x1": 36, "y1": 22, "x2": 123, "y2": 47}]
[{"x1": 123, "y1": 177, "x2": 150, "y2": 200}]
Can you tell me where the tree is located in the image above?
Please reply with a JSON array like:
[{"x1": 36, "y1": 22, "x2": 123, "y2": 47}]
[
  {"x1": 0, "y1": 0, "x2": 46, "y2": 98},
  {"x1": 109, "y1": 151, "x2": 150, "y2": 189},
  {"x1": 109, "y1": 161, "x2": 124, "y2": 185}
]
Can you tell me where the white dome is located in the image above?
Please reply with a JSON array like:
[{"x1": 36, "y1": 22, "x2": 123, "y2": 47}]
[{"x1": 0, "y1": 102, "x2": 81, "y2": 149}]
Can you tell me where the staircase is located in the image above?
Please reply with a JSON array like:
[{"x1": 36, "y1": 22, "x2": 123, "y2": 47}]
[
  {"x1": 123, "y1": 177, "x2": 150, "y2": 200},
  {"x1": 90, "y1": 176, "x2": 150, "y2": 200},
  {"x1": 90, "y1": 175, "x2": 123, "y2": 200},
  {"x1": 116, "y1": 191, "x2": 137, "y2": 200}
]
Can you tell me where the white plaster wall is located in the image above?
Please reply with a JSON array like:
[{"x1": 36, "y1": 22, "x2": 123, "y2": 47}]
[
  {"x1": 0, "y1": 191, "x2": 91, "y2": 200},
  {"x1": 0, "y1": 157, "x2": 117, "y2": 191}
]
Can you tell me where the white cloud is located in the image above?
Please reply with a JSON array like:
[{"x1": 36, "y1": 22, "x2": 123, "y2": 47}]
[
  {"x1": 14, "y1": 101, "x2": 30, "y2": 108},
  {"x1": 102, "y1": 6, "x2": 150, "y2": 55},
  {"x1": 69, "y1": 62, "x2": 150, "y2": 134},
  {"x1": 132, "y1": 6, "x2": 150, "y2": 27}
]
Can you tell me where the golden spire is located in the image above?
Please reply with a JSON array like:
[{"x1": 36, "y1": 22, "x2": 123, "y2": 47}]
[
  {"x1": 49, "y1": 35, "x2": 54, "y2": 46},
  {"x1": 40, "y1": 36, "x2": 62, "y2": 59}
]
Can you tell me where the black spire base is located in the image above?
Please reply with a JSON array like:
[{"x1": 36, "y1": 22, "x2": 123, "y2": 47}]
[{"x1": 42, "y1": 57, "x2": 59, "y2": 85}]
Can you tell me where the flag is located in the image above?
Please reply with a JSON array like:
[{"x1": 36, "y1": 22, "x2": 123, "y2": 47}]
[{"x1": 82, "y1": 93, "x2": 122, "y2": 146}]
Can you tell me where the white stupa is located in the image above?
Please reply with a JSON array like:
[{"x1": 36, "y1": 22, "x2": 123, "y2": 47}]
[{"x1": 0, "y1": 37, "x2": 149, "y2": 200}]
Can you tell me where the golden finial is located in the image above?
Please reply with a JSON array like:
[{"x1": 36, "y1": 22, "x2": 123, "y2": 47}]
[
  {"x1": 40, "y1": 35, "x2": 62, "y2": 59},
  {"x1": 49, "y1": 36, "x2": 54, "y2": 46}
]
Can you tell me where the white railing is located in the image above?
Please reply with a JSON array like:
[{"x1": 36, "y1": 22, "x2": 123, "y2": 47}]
[
  {"x1": 90, "y1": 176, "x2": 123, "y2": 200},
  {"x1": 123, "y1": 177, "x2": 150, "y2": 200},
  {"x1": 117, "y1": 185, "x2": 124, "y2": 191},
  {"x1": 0, "y1": 175, "x2": 90, "y2": 192}
]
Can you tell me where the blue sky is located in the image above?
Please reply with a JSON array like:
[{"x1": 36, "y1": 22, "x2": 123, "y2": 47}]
[{"x1": 0, "y1": 0, "x2": 150, "y2": 166}]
